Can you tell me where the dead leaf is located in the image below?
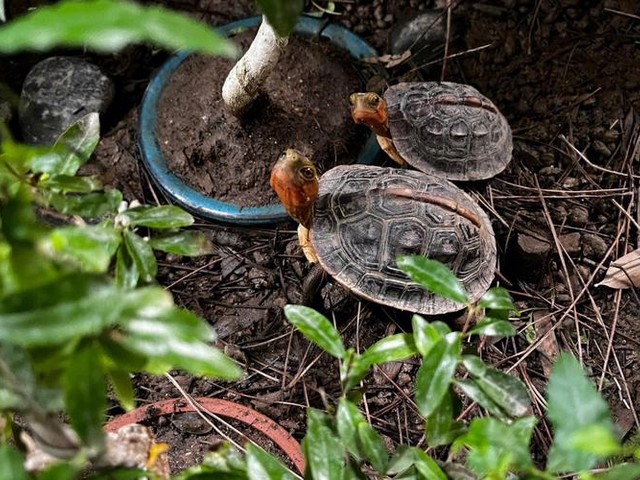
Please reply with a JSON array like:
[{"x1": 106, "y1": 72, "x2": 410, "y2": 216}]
[
  {"x1": 597, "y1": 248, "x2": 640, "y2": 289},
  {"x1": 533, "y1": 310, "x2": 559, "y2": 378}
]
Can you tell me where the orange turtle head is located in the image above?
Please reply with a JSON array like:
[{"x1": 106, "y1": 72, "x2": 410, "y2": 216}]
[
  {"x1": 270, "y1": 149, "x2": 319, "y2": 229},
  {"x1": 349, "y1": 92, "x2": 390, "y2": 138}
]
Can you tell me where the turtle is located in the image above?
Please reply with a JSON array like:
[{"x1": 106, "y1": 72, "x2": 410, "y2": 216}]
[
  {"x1": 270, "y1": 149, "x2": 497, "y2": 315},
  {"x1": 349, "y1": 81, "x2": 513, "y2": 181}
]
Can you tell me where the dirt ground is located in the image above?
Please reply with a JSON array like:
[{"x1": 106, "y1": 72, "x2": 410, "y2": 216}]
[{"x1": 4, "y1": 0, "x2": 640, "y2": 474}]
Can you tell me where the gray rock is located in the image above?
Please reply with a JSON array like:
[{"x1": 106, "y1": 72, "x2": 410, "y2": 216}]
[
  {"x1": 559, "y1": 232, "x2": 582, "y2": 255},
  {"x1": 582, "y1": 233, "x2": 608, "y2": 260},
  {"x1": 389, "y1": 10, "x2": 458, "y2": 60},
  {"x1": 20, "y1": 57, "x2": 113, "y2": 145},
  {"x1": 567, "y1": 206, "x2": 589, "y2": 226}
]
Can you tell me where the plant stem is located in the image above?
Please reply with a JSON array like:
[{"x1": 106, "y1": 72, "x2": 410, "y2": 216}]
[{"x1": 222, "y1": 15, "x2": 289, "y2": 117}]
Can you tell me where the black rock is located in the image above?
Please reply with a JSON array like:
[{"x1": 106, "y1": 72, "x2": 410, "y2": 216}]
[
  {"x1": 388, "y1": 10, "x2": 460, "y2": 61},
  {"x1": 19, "y1": 56, "x2": 113, "y2": 145}
]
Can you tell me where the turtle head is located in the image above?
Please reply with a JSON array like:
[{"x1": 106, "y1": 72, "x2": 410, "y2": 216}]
[
  {"x1": 349, "y1": 92, "x2": 390, "y2": 138},
  {"x1": 270, "y1": 149, "x2": 319, "y2": 229}
]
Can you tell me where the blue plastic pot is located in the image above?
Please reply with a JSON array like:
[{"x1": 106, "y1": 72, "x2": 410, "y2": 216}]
[{"x1": 139, "y1": 16, "x2": 380, "y2": 225}]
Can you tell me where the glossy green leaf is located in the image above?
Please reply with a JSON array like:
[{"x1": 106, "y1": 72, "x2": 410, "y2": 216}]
[
  {"x1": 455, "y1": 379, "x2": 509, "y2": 422},
  {"x1": 453, "y1": 416, "x2": 536, "y2": 477},
  {"x1": 255, "y1": 0, "x2": 303, "y2": 37},
  {"x1": 107, "y1": 366, "x2": 135, "y2": 411},
  {"x1": 0, "y1": 0, "x2": 238, "y2": 56},
  {"x1": 52, "y1": 112, "x2": 100, "y2": 175},
  {"x1": 478, "y1": 287, "x2": 515, "y2": 311},
  {"x1": 284, "y1": 305, "x2": 346, "y2": 359},
  {"x1": 122, "y1": 309, "x2": 242, "y2": 379},
  {"x1": 397, "y1": 256, "x2": 469, "y2": 305},
  {"x1": 413, "y1": 448, "x2": 448, "y2": 480},
  {"x1": 41, "y1": 174, "x2": 102, "y2": 193},
  {"x1": 336, "y1": 398, "x2": 364, "y2": 460},
  {"x1": 0, "y1": 446, "x2": 28, "y2": 480},
  {"x1": 64, "y1": 341, "x2": 106, "y2": 446},
  {"x1": 359, "y1": 333, "x2": 417, "y2": 368},
  {"x1": 0, "y1": 276, "x2": 172, "y2": 346},
  {"x1": 357, "y1": 422, "x2": 388, "y2": 474},
  {"x1": 149, "y1": 231, "x2": 214, "y2": 256},
  {"x1": 123, "y1": 230, "x2": 157, "y2": 283},
  {"x1": 462, "y1": 356, "x2": 530, "y2": 418},
  {"x1": 99, "y1": 336, "x2": 147, "y2": 371},
  {"x1": 90, "y1": 468, "x2": 149, "y2": 480},
  {"x1": 593, "y1": 464, "x2": 640, "y2": 480},
  {"x1": 467, "y1": 317, "x2": 516, "y2": 337},
  {"x1": 415, "y1": 333, "x2": 461, "y2": 418},
  {"x1": 246, "y1": 443, "x2": 296, "y2": 480},
  {"x1": 341, "y1": 350, "x2": 371, "y2": 393},
  {"x1": 41, "y1": 225, "x2": 120, "y2": 272},
  {"x1": 115, "y1": 244, "x2": 139, "y2": 289},
  {"x1": 547, "y1": 354, "x2": 616, "y2": 473},
  {"x1": 412, "y1": 315, "x2": 450, "y2": 357},
  {"x1": 304, "y1": 408, "x2": 345, "y2": 480},
  {"x1": 425, "y1": 387, "x2": 465, "y2": 447},
  {"x1": 122, "y1": 205, "x2": 194, "y2": 229},
  {"x1": 48, "y1": 189, "x2": 122, "y2": 217}
]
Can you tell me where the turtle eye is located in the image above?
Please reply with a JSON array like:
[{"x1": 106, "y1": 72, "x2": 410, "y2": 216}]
[
  {"x1": 367, "y1": 93, "x2": 380, "y2": 106},
  {"x1": 299, "y1": 166, "x2": 316, "y2": 181}
]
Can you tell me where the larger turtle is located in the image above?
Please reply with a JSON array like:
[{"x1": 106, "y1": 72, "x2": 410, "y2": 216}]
[
  {"x1": 349, "y1": 81, "x2": 512, "y2": 181},
  {"x1": 270, "y1": 149, "x2": 497, "y2": 315}
]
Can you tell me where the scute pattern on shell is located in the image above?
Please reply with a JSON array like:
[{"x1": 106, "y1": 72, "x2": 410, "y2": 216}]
[
  {"x1": 386, "y1": 82, "x2": 513, "y2": 181},
  {"x1": 310, "y1": 165, "x2": 496, "y2": 315}
]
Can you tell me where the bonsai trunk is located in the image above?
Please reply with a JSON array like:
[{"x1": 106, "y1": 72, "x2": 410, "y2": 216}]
[{"x1": 222, "y1": 16, "x2": 289, "y2": 117}]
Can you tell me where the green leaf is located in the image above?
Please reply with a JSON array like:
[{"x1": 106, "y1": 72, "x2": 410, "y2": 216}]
[
  {"x1": 462, "y1": 356, "x2": 530, "y2": 418},
  {"x1": 340, "y1": 350, "x2": 371, "y2": 393},
  {"x1": 478, "y1": 287, "x2": 515, "y2": 311},
  {"x1": 453, "y1": 416, "x2": 536, "y2": 477},
  {"x1": 425, "y1": 387, "x2": 465, "y2": 447},
  {"x1": 0, "y1": 0, "x2": 238, "y2": 56},
  {"x1": 37, "y1": 463, "x2": 80, "y2": 480},
  {"x1": 122, "y1": 205, "x2": 194, "y2": 229},
  {"x1": 64, "y1": 341, "x2": 106, "y2": 447},
  {"x1": 52, "y1": 112, "x2": 100, "y2": 175},
  {"x1": 41, "y1": 225, "x2": 121, "y2": 272},
  {"x1": 569, "y1": 424, "x2": 621, "y2": 457},
  {"x1": 0, "y1": 275, "x2": 173, "y2": 346},
  {"x1": 122, "y1": 308, "x2": 243, "y2": 380},
  {"x1": 107, "y1": 367, "x2": 135, "y2": 411},
  {"x1": 41, "y1": 175, "x2": 102, "y2": 193},
  {"x1": 357, "y1": 422, "x2": 388, "y2": 474},
  {"x1": 455, "y1": 379, "x2": 509, "y2": 422},
  {"x1": 412, "y1": 315, "x2": 449, "y2": 357},
  {"x1": 149, "y1": 231, "x2": 214, "y2": 256},
  {"x1": 115, "y1": 244, "x2": 139, "y2": 288},
  {"x1": 593, "y1": 464, "x2": 640, "y2": 480},
  {"x1": 255, "y1": 0, "x2": 303, "y2": 37},
  {"x1": 359, "y1": 333, "x2": 417, "y2": 368},
  {"x1": 123, "y1": 230, "x2": 157, "y2": 283},
  {"x1": 467, "y1": 317, "x2": 516, "y2": 337},
  {"x1": 547, "y1": 354, "x2": 617, "y2": 473},
  {"x1": 415, "y1": 332, "x2": 461, "y2": 418},
  {"x1": 336, "y1": 398, "x2": 365, "y2": 460},
  {"x1": 397, "y1": 256, "x2": 469, "y2": 305},
  {"x1": 284, "y1": 305, "x2": 346, "y2": 359},
  {"x1": 0, "y1": 446, "x2": 28, "y2": 480},
  {"x1": 246, "y1": 443, "x2": 296, "y2": 480},
  {"x1": 412, "y1": 448, "x2": 448, "y2": 480},
  {"x1": 304, "y1": 408, "x2": 345, "y2": 480},
  {"x1": 90, "y1": 468, "x2": 149, "y2": 480},
  {"x1": 48, "y1": 189, "x2": 122, "y2": 217}
]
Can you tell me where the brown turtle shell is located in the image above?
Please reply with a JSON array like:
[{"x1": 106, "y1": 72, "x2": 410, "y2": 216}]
[
  {"x1": 310, "y1": 165, "x2": 496, "y2": 315},
  {"x1": 386, "y1": 82, "x2": 512, "y2": 181}
]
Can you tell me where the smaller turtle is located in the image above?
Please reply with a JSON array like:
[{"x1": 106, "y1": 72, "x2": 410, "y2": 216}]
[
  {"x1": 349, "y1": 81, "x2": 512, "y2": 181},
  {"x1": 270, "y1": 149, "x2": 497, "y2": 315}
]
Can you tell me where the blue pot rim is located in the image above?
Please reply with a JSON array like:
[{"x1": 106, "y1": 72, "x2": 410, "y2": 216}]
[{"x1": 139, "y1": 15, "x2": 380, "y2": 226}]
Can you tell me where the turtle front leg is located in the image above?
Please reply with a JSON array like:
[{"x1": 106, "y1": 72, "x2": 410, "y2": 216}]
[
  {"x1": 298, "y1": 224, "x2": 319, "y2": 264},
  {"x1": 377, "y1": 135, "x2": 406, "y2": 166}
]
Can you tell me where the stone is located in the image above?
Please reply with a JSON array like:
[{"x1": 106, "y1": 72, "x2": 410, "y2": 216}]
[
  {"x1": 388, "y1": 10, "x2": 459, "y2": 61},
  {"x1": 582, "y1": 233, "x2": 608, "y2": 260},
  {"x1": 567, "y1": 206, "x2": 589, "y2": 226},
  {"x1": 19, "y1": 56, "x2": 114, "y2": 145},
  {"x1": 512, "y1": 233, "x2": 551, "y2": 282},
  {"x1": 559, "y1": 232, "x2": 582, "y2": 255}
]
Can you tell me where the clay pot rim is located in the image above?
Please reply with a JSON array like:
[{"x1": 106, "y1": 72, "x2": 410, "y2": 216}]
[
  {"x1": 138, "y1": 15, "x2": 380, "y2": 226},
  {"x1": 105, "y1": 396, "x2": 305, "y2": 475}
]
